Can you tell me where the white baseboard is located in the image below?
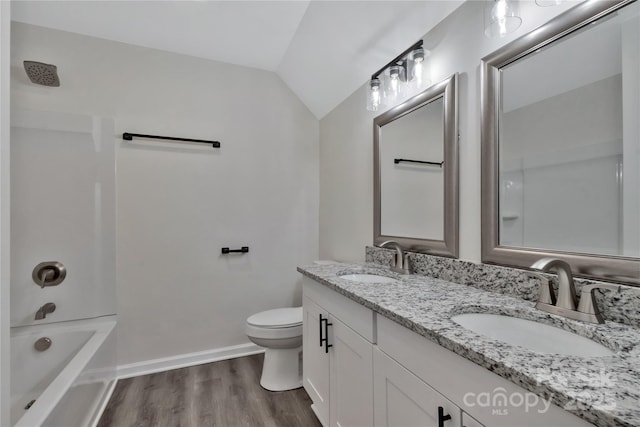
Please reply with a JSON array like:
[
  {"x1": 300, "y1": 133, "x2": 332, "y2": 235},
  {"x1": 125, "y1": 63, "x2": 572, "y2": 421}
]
[{"x1": 116, "y1": 343, "x2": 264, "y2": 379}]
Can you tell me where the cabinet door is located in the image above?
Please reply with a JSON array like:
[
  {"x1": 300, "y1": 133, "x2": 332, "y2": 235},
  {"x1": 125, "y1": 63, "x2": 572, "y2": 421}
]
[
  {"x1": 303, "y1": 297, "x2": 330, "y2": 426},
  {"x1": 462, "y1": 412, "x2": 484, "y2": 427},
  {"x1": 329, "y1": 316, "x2": 374, "y2": 427},
  {"x1": 373, "y1": 348, "x2": 461, "y2": 427}
]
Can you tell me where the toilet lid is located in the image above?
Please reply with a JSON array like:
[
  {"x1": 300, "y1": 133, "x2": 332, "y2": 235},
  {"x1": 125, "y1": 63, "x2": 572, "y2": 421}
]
[{"x1": 247, "y1": 307, "x2": 303, "y2": 328}]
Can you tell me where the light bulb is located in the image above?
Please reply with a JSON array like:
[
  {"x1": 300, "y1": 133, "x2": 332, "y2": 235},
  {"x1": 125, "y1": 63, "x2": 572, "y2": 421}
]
[
  {"x1": 372, "y1": 87, "x2": 380, "y2": 107},
  {"x1": 411, "y1": 48, "x2": 425, "y2": 88},
  {"x1": 366, "y1": 78, "x2": 383, "y2": 111},
  {"x1": 389, "y1": 67, "x2": 400, "y2": 93},
  {"x1": 388, "y1": 65, "x2": 404, "y2": 101}
]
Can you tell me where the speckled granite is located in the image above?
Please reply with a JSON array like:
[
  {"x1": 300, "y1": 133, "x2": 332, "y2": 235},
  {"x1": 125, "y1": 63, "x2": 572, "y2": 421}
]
[
  {"x1": 298, "y1": 262, "x2": 640, "y2": 427},
  {"x1": 366, "y1": 246, "x2": 640, "y2": 328}
]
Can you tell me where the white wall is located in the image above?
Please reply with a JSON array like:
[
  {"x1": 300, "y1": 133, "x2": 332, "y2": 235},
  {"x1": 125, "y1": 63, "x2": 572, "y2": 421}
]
[
  {"x1": 319, "y1": 0, "x2": 577, "y2": 262},
  {"x1": 11, "y1": 23, "x2": 319, "y2": 366},
  {"x1": 0, "y1": 2, "x2": 11, "y2": 425}
]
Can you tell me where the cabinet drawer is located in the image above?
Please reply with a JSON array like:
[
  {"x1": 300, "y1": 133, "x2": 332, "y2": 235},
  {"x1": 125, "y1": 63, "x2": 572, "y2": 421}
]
[
  {"x1": 377, "y1": 315, "x2": 592, "y2": 427},
  {"x1": 302, "y1": 277, "x2": 375, "y2": 343}
]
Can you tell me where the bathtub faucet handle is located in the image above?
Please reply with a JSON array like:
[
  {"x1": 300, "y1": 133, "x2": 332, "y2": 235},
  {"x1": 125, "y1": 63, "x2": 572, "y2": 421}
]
[
  {"x1": 38, "y1": 269, "x2": 55, "y2": 288},
  {"x1": 32, "y1": 262, "x2": 66, "y2": 288}
]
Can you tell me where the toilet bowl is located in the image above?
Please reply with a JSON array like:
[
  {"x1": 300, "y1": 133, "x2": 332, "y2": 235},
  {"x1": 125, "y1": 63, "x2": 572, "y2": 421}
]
[{"x1": 246, "y1": 307, "x2": 303, "y2": 391}]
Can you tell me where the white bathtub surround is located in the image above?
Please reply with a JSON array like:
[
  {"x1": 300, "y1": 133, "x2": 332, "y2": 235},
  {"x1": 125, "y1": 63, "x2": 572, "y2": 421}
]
[
  {"x1": 10, "y1": 316, "x2": 116, "y2": 427},
  {"x1": 10, "y1": 110, "x2": 116, "y2": 327},
  {"x1": 299, "y1": 263, "x2": 640, "y2": 427},
  {"x1": 10, "y1": 22, "x2": 319, "y2": 367}
]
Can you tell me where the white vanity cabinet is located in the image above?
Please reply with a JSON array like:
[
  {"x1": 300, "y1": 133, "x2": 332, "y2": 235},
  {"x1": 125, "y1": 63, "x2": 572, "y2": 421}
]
[
  {"x1": 302, "y1": 276, "x2": 594, "y2": 427},
  {"x1": 302, "y1": 277, "x2": 375, "y2": 427}
]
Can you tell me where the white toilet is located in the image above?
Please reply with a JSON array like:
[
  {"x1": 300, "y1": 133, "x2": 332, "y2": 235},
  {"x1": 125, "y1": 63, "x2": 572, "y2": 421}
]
[{"x1": 245, "y1": 307, "x2": 303, "y2": 391}]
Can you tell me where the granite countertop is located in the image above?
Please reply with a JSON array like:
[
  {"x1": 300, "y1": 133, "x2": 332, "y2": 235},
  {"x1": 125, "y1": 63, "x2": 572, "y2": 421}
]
[{"x1": 298, "y1": 262, "x2": 640, "y2": 427}]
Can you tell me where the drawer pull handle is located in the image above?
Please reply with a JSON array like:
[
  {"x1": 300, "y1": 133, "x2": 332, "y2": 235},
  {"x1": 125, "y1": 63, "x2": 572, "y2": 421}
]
[
  {"x1": 319, "y1": 314, "x2": 332, "y2": 353},
  {"x1": 438, "y1": 406, "x2": 452, "y2": 427}
]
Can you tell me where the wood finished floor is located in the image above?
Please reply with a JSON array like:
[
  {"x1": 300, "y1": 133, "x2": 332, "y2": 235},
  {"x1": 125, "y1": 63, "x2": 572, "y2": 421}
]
[{"x1": 98, "y1": 354, "x2": 322, "y2": 427}]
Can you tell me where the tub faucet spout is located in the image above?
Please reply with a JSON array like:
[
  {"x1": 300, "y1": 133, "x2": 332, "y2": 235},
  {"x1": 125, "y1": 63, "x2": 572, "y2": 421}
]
[{"x1": 35, "y1": 302, "x2": 56, "y2": 320}]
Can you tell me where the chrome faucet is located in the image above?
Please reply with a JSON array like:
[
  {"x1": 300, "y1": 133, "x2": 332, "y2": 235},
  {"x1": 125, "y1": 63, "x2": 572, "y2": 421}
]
[
  {"x1": 35, "y1": 303, "x2": 56, "y2": 320},
  {"x1": 530, "y1": 258, "x2": 620, "y2": 324},
  {"x1": 379, "y1": 240, "x2": 410, "y2": 274},
  {"x1": 531, "y1": 258, "x2": 577, "y2": 311}
]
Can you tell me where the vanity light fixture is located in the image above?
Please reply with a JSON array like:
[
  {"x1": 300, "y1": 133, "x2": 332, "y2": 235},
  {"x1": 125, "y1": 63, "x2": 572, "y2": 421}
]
[
  {"x1": 484, "y1": 0, "x2": 522, "y2": 38},
  {"x1": 366, "y1": 40, "x2": 430, "y2": 111}
]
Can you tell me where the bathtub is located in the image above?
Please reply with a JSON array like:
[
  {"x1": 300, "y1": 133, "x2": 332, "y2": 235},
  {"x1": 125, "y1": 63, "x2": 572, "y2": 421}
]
[{"x1": 10, "y1": 316, "x2": 117, "y2": 427}]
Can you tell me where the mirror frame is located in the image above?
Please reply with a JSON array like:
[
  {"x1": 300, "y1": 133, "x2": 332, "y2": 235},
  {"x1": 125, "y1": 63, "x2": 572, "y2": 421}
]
[
  {"x1": 481, "y1": 0, "x2": 639, "y2": 285},
  {"x1": 374, "y1": 73, "x2": 458, "y2": 258}
]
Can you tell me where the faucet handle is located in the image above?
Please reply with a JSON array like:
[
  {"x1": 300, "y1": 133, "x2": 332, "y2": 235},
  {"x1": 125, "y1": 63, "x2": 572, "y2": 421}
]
[
  {"x1": 576, "y1": 283, "x2": 620, "y2": 324},
  {"x1": 401, "y1": 253, "x2": 411, "y2": 274},
  {"x1": 526, "y1": 271, "x2": 556, "y2": 305}
]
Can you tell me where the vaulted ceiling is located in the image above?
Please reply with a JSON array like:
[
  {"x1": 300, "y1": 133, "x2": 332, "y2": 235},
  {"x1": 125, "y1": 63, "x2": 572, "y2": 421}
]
[{"x1": 11, "y1": 1, "x2": 463, "y2": 118}]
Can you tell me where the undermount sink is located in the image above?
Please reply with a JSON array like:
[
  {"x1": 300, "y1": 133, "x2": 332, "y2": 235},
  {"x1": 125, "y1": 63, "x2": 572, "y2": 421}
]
[
  {"x1": 339, "y1": 274, "x2": 399, "y2": 284},
  {"x1": 451, "y1": 313, "x2": 614, "y2": 357}
]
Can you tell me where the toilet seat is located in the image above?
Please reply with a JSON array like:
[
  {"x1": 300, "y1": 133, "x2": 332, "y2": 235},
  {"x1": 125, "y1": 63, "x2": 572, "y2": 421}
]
[{"x1": 247, "y1": 307, "x2": 302, "y2": 329}]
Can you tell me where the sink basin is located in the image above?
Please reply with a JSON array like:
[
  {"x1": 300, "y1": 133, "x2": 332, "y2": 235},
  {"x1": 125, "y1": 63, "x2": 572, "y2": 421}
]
[
  {"x1": 451, "y1": 313, "x2": 614, "y2": 357},
  {"x1": 339, "y1": 274, "x2": 399, "y2": 284}
]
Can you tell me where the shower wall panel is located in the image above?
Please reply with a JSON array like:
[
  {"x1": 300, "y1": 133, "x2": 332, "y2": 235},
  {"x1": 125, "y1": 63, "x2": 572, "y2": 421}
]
[{"x1": 10, "y1": 110, "x2": 116, "y2": 326}]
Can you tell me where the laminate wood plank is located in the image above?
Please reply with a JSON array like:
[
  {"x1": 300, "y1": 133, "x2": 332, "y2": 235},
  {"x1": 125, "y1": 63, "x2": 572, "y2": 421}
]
[{"x1": 98, "y1": 354, "x2": 321, "y2": 427}]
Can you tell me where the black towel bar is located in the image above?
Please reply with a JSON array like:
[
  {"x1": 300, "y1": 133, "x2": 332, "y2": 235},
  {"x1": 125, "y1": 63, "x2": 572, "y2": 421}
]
[
  {"x1": 221, "y1": 247, "x2": 249, "y2": 254},
  {"x1": 394, "y1": 158, "x2": 444, "y2": 167},
  {"x1": 123, "y1": 132, "x2": 220, "y2": 148}
]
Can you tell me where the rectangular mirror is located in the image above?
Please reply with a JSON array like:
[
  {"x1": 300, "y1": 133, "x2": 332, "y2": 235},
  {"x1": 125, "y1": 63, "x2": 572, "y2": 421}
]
[
  {"x1": 374, "y1": 74, "x2": 458, "y2": 257},
  {"x1": 482, "y1": 0, "x2": 639, "y2": 284}
]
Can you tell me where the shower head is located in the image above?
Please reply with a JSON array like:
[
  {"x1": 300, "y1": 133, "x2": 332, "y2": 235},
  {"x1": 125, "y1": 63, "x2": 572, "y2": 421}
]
[{"x1": 23, "y1": 61, "x2": 60, "y2": 87}]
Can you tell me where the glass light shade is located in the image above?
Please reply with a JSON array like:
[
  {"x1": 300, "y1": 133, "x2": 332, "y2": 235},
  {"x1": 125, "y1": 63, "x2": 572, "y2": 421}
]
[
  {"x1": 386, "y1": 64, "x2": 407, "y2": 105},
  {"x1": 484, "y1": 0, "x2": 522, "y2": 38},
  {"x1": 409, "y1": 48, "x2": 431, "y2": 91},
  {"x1": 366, "y1": 78, "x2": 385, "y2": 112}
]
